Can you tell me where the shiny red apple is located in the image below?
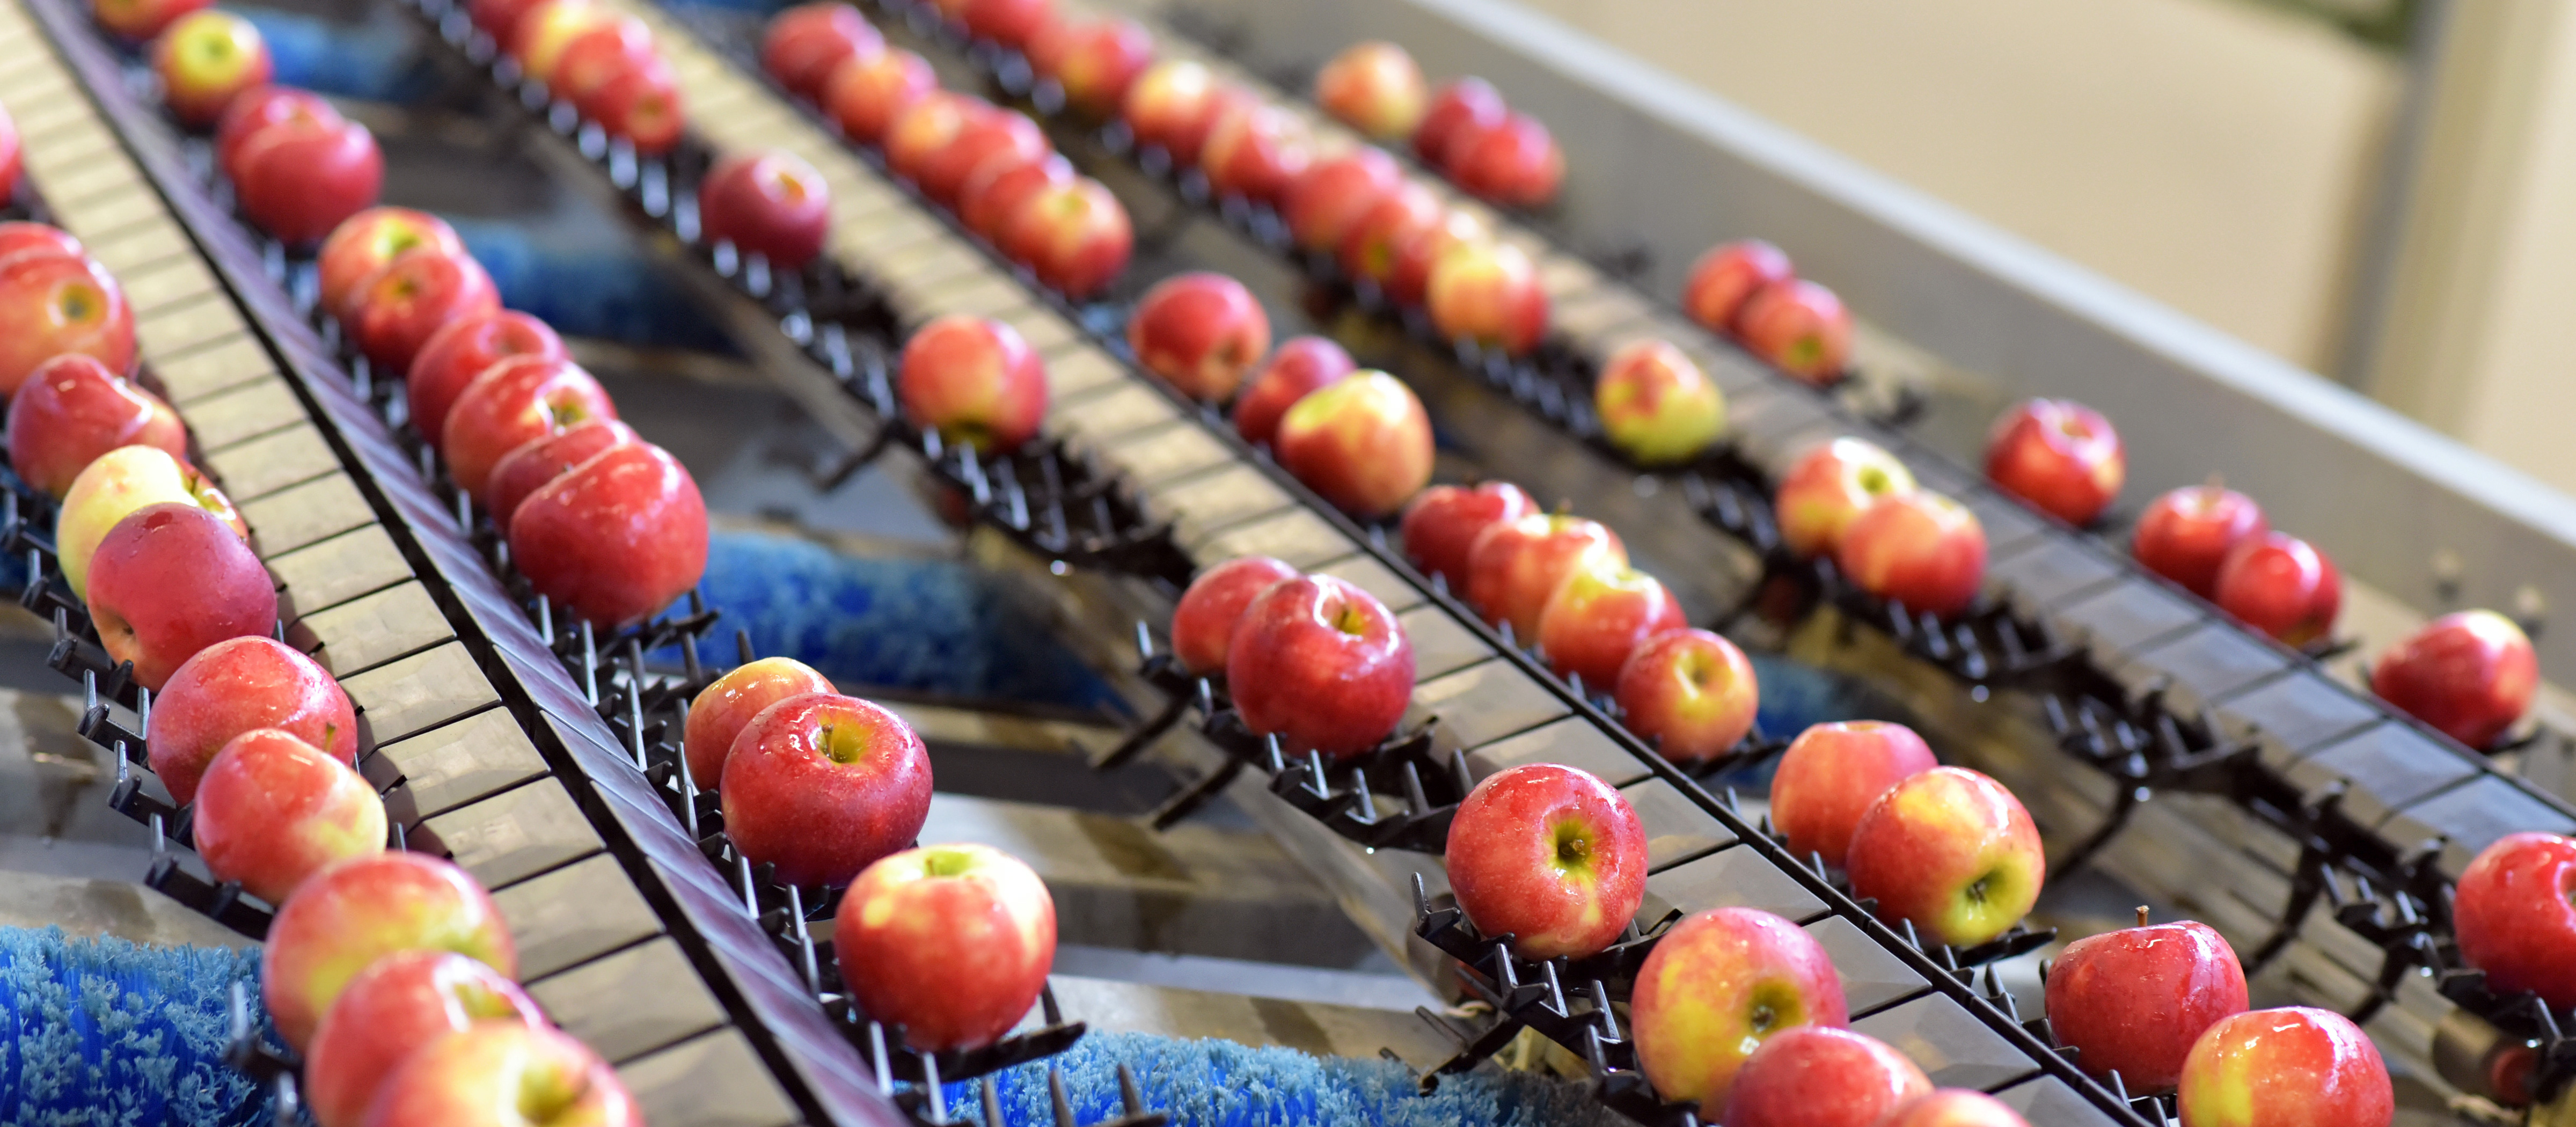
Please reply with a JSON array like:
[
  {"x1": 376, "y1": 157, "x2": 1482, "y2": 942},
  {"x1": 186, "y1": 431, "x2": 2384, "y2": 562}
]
[
  {"x1": 1769, "y1": 720, "x2": 1937, "y2": 868},
  {"x1": 1126, "y1": 272, "x2": 1271, "y2": 401},
  {"x1": 699, "y1": 149, "x2": 830, "y2": 270},
  {"x1": 682, "y1": 656, "x2": 835, "y2": 788},
  {"x1": 1630, "y1": 906, "x2": 1848, "y2": 1116},
  {"x1": 1682, "y1": 239, "x2": 1794, "y2": 334},
  {"x1": 1985, "y1": 398, "x2": 2124, "y2": 526},
  {"x1": 1283, "y1": 147, "x2": 1400, "y2": 255},
  {"x1": 509, "y1": 441, "x2": 707, "y2": 628},
  {"x1": 1465, "y1": 514, "x2": 1627, "y2": 640},
  {"x1": 407, "y1": 310, "x2": 567, "y2": 450},
  {"x1": 762, "y1": 2, "x2": 882, "y2": 100},
  {"x1": 1738, "y1": 279, "x2": 1851, "y2": 385},
  {"x1": 1845, "y1": 766, "x2": 2043, "y2": 947},
  {"x1": 1724, "y1": 1027, "x2": 1931, "y2": 1127},
  {"x1": 1614, "y1": 628, "x2": 1759, "y2": 763},
  {"x1": 2132, "y1": 484, "x2": 2267, "y2": 598},
  {"x1": 352, "y1": 250, "x2": 501, "y2": 376},
  {"x1": 1233, "y1": 335, "x2": 1355, "y2": 447},
  {"x1": 1274, "y1": 370, "x2": 1434, "y2": 518},
  {"x1": 1836, "y1": 491, "x2": 1986, "y2": 618},
  {"x1": 1170, "y1": 555, "x2": 1299, "y2": 676},
  {"x1": 2213, "y1": 531, "x2": 2339, "y2": 647},
  {"x1": 1398, "y1": 480, "x2": 1535, "y2": 591},
  {"x1": 1534, "y1": 559, "x2": 1687, "y2": 689},
  {"x1": 192, "y1": 728, "x2": 385, "y2": 906},
  {"x1": 147, "y1": 635, "x2": 358, "y2": 806},
  {"x1": 304, "y1": 951, "x2": 544, "y2": 1127},
  {"x1": 1445, "y1": 763, "x2": 1646, "y2": 958},
  {"x1": 2176, "y1": 1008, "x2": 2392, "y2": 1127},
  {"x1": 1413, "y1": 77, "x2": 1505, "y2": 169},
  {"x1": 1226, "y1": 575, "x2": 1414, "y2": 758},
  {"x1": 897, "y1": 314, "x2": 1048, "y2": 454},
  {"x1": 5, "y1": 354, "x2": 185, "y2": 496},
  {"x1": 720, "y1": 692, "x2": 933, "y2": 887},
  {"x1": 2044, "y1": 907, "x2": 2249, "y2": 1092},
  {"x1": 835, "y1": 843, "x2": 1056, "y2": 1051},
  {"x1": 2371, "y1": 610, "x2": 2537, "y2": 750}
]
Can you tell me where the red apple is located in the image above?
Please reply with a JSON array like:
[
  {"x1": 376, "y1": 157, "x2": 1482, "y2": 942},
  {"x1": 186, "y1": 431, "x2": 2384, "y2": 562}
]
[
  {"x1": 1003, "y1": 176, "x2": 1132, "y2": 299},
  {"x1": 1445, "y1": 111, "x2": 1561, "y2": 209},
  {"x1": 1535, "y1": 559, "x2": 1686, "y2": 689},
  {"x1": 260, "y1": 852, "x2": 517, "y2": 1050},
  {"x1": 92, "y1": 0, "x2": 208, "y2": 42},
  {"x1": 1596, "y1": 338, "x2": 1724, "y2": 466},
  {"x1": 1338, "y1": 180, "x2": 1441, "y2": 286},
  {"x1": 884, "y1": 93, "x2": 979, "y2": 186},
  {"x1": 89, "y1": 503, "x2": 278, "y2": 690},
  {"x1": 1283, "y1": 147, "x2": 1400, "y2": 254},
  {"x1": 2176, "y1": 1008, "x2": 2392, "y2": 1127},
  {"x1": 762, "y1": 2, "x2": 881, "y2": 101},
  {"x1": 918, "y1": 106, "x2": 1049, "y2": 208},
  {"x1": 1878, "y1": 1091, "x2": 2035, "y2": 1127},
  {"x1": 148, "y1": 635, "x2": 358, "y2": 806},
  {"x1": 1234, "y1": 335, "x2": 1356, "y2": 447},
  {"x1": 1769, "y1": 720, "x2": 1936, "y2": 868},
  {"x1": 1630, "y1": 906, "x2": 1849, "y2": 1115},
  {"x1": 1682, "y1": 239, "x2": 1794, "y2": 334},
  {"x1": 1738, "y1": 279, "x2": 1853, "y2": 385},
  {"x1": 192, "y1": 729, "x2": 384, "y2": 905},
  {"x1": 2045, "y1": 908, "x2": 2249, "y2": 1092},
  {"x1": 1226, "y1": 575, "x2": 1414, "y2": 758},
  {"x1": 1985, "y1": 398, "x2": 2124, "y2": 526},
  {"x1": 1427, "y1": 239, "x2": 1548, "y2": 356},
  {"x1": 305, "y1": 951, "x2": 544, "y2": 1127},
  {"x1": 720, "y1": 692, "x2": 933, "y2": 888},
  {"x1": 1199, "y1": 101, "x2": 1313, "y2": 206},
  {"x1": 467, "y1": 0, "x2": 548, "y2": 43},
  {"x1": 579, "y1": 53, "x2": 684, "y2": 156},
  {"x1": 836, "y1": 844, "x2": 1056, "y2": 1051},
  {"x1": 318, "y1": 208, "x2": 467, "y2": 324},
  {"x1": 2131, "y1": 484, "x2": 2266, "y2": 598},
  {"x1": 699, "y1": 149, "x2": 829, "y2": 271},
  {"x1": 2213, "y1": 531, "x2": 2339, "y2": 647},
  {"x1": 1127, "y1": 272, "x2": 1271, "y2": 401},
  {"x1": 960, "y1": 151, "x2": 1071, "y2": 242},
  {"x1": 364, "y1": 1023, "x2": 640, "y2": 1127},
  {"x1": 1398, "y1": 480, "x2": 1534, "y2": 590},
  {"x1": 1836, "y1": 491, "x2": 1986, "y2": 618},
  {"x1": 961, "y1": 0, "x2": 1051, "y2": 49},
  {"x1": 897, "y1": 314, "x2": 1048, "y2": 454},
  {"x1": 152, "y1": 10, "x2": 272, "y2": 127},
  {"x1": 509, "y1": 442, "x2": 707, "y2": 628},
  {"x1": 683, "y1": 656, "x2": 835, "y2": 788},
  {"x1": 407, "y1": 310, "x2": 567, "y2": 450},
  {"x1": 1170, "y1": 555, "x2": 1299, "y2": 676},
  {"x1": 0, "y1": 106, "x2": 14, "y2": 204},
  {"x1": 1613, "y1": 627, "x2": 1758, "y2": 762},
  {"x1": 511, "y1": 0, "x2": 607, "y2": 80},
  {"x1": 1445, "y1": 763, "x2": 1645, "y2": 959},
  {"x1": 548, "y1": 13, "x2": 655, "y2": 107},
  {"x1": 2456, "y1": 832, "x2": 2576, "y2": 1009},
  {"x1": 1845, "y1": 766, "x2": 2043, "y2": 947},
  {"x1": 1725, "y1": 1027, "x2": 1931, "y2": 1127},
  {"x1": 1465, "y1": 514, "x2": 1627, "y2": 640},
  {"x1": 483, "y1": 418, "x2": 636, "y2": 524},
  {"x1": 1386, "y1": 206, "x2": 1488, "y2": 309},
  {"x1": 5, "y1": 354, "x2": 185, "y2": 496},
  {"x1": 822, "y1": 47, "x2": 935, "y2": 144},
  {"x1": 1413, "y1": 77, "x2": 1505, "y2": 169},
  {"x1": 352, "y1": 250, "x2": 499, "y2": 378},
  {"x1": 441, "y1": 356, "x2": 616, "y2": 496},
  {"x1": 56, "y1": 446, "x2": 245, "y2": 601},
  {"x1": 215, "y1": 86, "x2": 340, "y2": 183},
  {"x1": 1030, "y1": 16, "x2": 1152, "y2": 121},
  {"x1": 235, "y1": 117, "x2": 384, "y2": 246},
  {"x1": 1314, "y1": 41, "x2": 1427, "y2": 141},
  {"x1": 1120, "y1": 60, "x2": 1242, "y2": 166},
  {"x1": 1775, "y1": 439, "x2": 1915, "y2": 559},
  {"x1": 2372, "y1": 610, "x2": 2538, "y2": 749},
  {"x1": 1275, "y1": 370, "x2": 1434, "y2": 518},
  {"x1": 0, "y1": 252, "x2": 135, "y2": 397},
  {"x1": 0, "y1": 222, "x2": 83, "y2": 267}
]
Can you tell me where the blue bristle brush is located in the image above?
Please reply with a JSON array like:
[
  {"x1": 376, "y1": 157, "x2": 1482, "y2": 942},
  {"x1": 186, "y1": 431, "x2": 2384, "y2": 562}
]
[{"x1": 0, "y1": 926, "x2": 275, "y2": 1126}]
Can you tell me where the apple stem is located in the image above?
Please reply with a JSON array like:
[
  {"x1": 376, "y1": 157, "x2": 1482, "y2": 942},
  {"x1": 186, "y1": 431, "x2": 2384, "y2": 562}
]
[{"x1": 2135, "y1": 905, "x2": 2150, "y2": 927}]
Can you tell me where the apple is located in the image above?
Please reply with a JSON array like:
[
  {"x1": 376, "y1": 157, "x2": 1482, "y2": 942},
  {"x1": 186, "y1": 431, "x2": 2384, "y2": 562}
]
[
  {"x1": 548, "y1": 14, "x2": 655, "y2": 108},
  {"x1": 0, "y1": 252, "x2": 135, "y2": 398},
  {"x1": 442, "y1": 355, "x2": 617, "y2": 495},
  {"x1": 683, "y1": 656, "x2": 835, "y2": 788},
  {"x1": 152, "y1": 10, "x2": 272, "y2": 128},
  {"x1": 1226, "y1": 575, "x2": 1414, "y2": 758},
  {"x1": 1234, "y1": 335, "x2": 1356, "y2": 446},
  {"x1": 1630, "y1": 906, "x2": 1849, "y2": 1116},
  {"x1": 89, "y1": 503, "x2": 279, "y2": 690},
  {"x1": 1386, "y1": 206, "x2": 1488, "y2": 310},
  {"x1": 1464, "y1": 514, "x2": 1627, "y2": 640},
  {"x1": 1724, "y1": 1027, "x2": 1931, "y2": 1127},
  {"x1": 467, "y1": 0, "x2": 549, "y2": 43},
  {"x1": 1775, "y1": 438, "x2": 1915, "y2": 559},
  {"x1": 1845, "y1": 766, "x2": 2043, "y2": 947},
  {"x1": 354, "y1": 253, "x2": 500, "y2": 378},
  {"x1": 1445, "y1": 763, "x2": 1645, "y2": 959},
  {"x1": 6, "y1": 354, "x2": 186, "y2": 496},
  {"x1": 1413, "y1": 77, "x2": 1505, "y2": 169},
  {"x1": 1738, "y1": 279, "x2": 1853, "y2": 385},
  {"x1": 579, "y1": 53, "x2": 683, "y2": 156},
  {"x1": 1535, "y1": 560, "x2": 1686, "y2": 689},
  {"x1": 720, "y1": 692, "x2": 933, "y2": 888},
  {"x1": 1002, "y1": 176, "x2": 1132, "y2": 299},
  {"x1": 1337, "y1": 180, "x2": 1441, "y2": 287},
  {"x1": 215, "y1": 86, "x2": 340, "y2": 183},
  {"x1": 92, "y1": 0, "x2": 207, "y2": 42},
  {"x1": 1283, "y1": 147, "x2": 1400, "y2": 254},
  {"x1": 1120, "y1": 60, "x2": 1244, "y2": 167},
  {"x1": 0, "y1": 222, "x2": 84, "y2": 266},
  {"x1": 0, "y1": 106, "x2": 14, "y2": 204},
  {"x1": 511, "y1": 0, "x2": 607, "y2": 81},
  {"x1": 1170, "y1": 555, "x2": 1299, "y2": 676},
  {"x1": 1126, "y1": 272, "x2": 1271, "y2": 401},
  {"x1": 917, "y1": 105, "x2": 1049, "y2": 208},
  {"x1": 1199, "y1": 101, "x2": 1313, "y2": 207},
  {"x1": 897, "y1": 314, "x2": 1048, "y2": 454},
  {"x1": 960, "y1": 151, "x2": 1071, "y2": 242},
  {"x1": 235, "y1": 117, "x2": 384, "y2": 246},
  {"x1": 1877, "y1": 1091, "x2": 2035, "y2": 1127},
  {"x1": 2045, "y1": 907, "x2": 2249, "y2": 1092},
  {"x1": 317, "y1": 208, "x2": 467, "y2": 324},
  {"x1": 484, "y1": 418, "x2": 636, "y2": 524},
  {"x1": 1445, "y1": 111, "x2": 1562, "y2": 209},
  {"x1": 263, "y1": 852, "x2": 516, "y2": 1050},
  {"x1": 961, "y1": 0, "x2": 1051, "y2": 49},
  {"x1": 1030, "y1": 16, "x2": 1153, "y2": 121},
  {"x1": 148, "y1": 635, "x2": 358, "y2": 806},
  {"x1": 1426, "y1": 239, "x2": 1549, "y2": 356},
  {"x1": 305, "y1": 951, "x2": 544, "y2": 1127},
  {"x1": 1275, "y1": 370, "x2": 1434, "y2": 518},
  {"x1": 698, "y1": 149, "x2": 830, "y2": 271},
  {"x1": 1613, "y1": 628, "x2": 1758, "y2": 764},
  {"x1": 1985, "y1": 398, "x2": 2124, "y2": 526},
  {"x1": 761, "y1": 2, "x2": 881, "y2": 101},
  {"x1": 192, "y1": 729, "x2": 384, "y2": 905},
  {"x1": 1768, "y1": 720, "x2": 1936, "y2": 868},
  {"x1": 2176, "y1": 1008, "x2": 2393, "y2": 1127},
  {"x1": 1682, "y1": 239, "x2": 1794, "y2": 334},
  {"x1": 1595, "y1": 339, "x2": 1724, "y2": 466},
  {"x1": 2455, "y1": 832, "x2": 2576, "y2": 1009},
  {"x1": 2372, "y1": 610, "x2": 2538, "y2": 749},
  {"x1": 509, "y1": 442, "x2": 707, "y2": 628},
  {"x1": 1314, "y1": 41, "x2": 1427, "y2": 141},
  {"x1": 56, "y1": 446, "x2": 244, "y2": 602},
  {"x1": 822, "y1": 47, "x2": 936, "y2": 145},
  {"x1": 1398, "y1": 480, "x2": 1534, "y2": 590},
  {"x1": 2131, "y1": 484, "x2": 2267, "y2": 598},
  {"x1": 363, "y1": 1022, "x2": 640, "y2": 1127},
  {"x1": 2212, "y1": 531, "x2": 2339, "y2": 647},
  {"x1": 1836, "y1": 490, "x2": 1986, "y2": 618},
  {"x1": 835, "y1": 844, "x2": 1056, "y2": 1051},
  {"x1": 407, "y1": 310, "x2": 567, "y2": 449}
]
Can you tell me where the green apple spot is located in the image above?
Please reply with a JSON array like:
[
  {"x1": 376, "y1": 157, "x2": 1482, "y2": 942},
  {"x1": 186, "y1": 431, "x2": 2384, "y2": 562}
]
[
  {"x1": 1551, "y1": 819, "x2": 1591, "y2": 873},
  {"x1": 923, "y1": 848, "x2": 976, "y2": 879}
]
